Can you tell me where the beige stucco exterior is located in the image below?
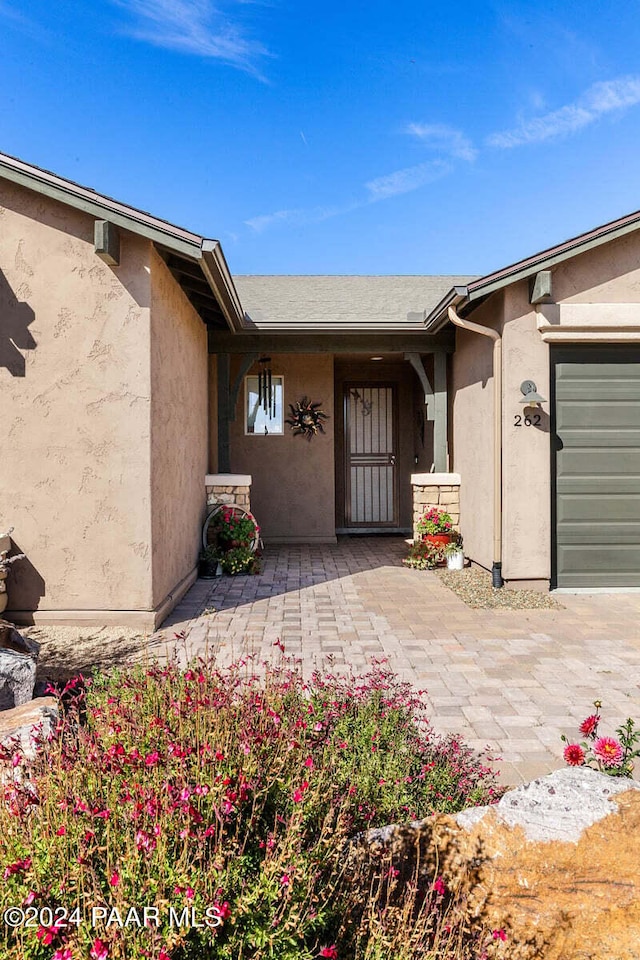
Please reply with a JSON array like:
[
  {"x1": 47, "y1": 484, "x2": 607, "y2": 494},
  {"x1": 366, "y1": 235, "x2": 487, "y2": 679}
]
[
  {"x1": 0, "y1": 179, "x2": 154, "y2": 621},
  {"x1": 1, "y1": 181, "x2": 209, "y2": 627},
  {"x1": 227, "y1": 354, "x2": 336, "y2": 542},
  {"x1": 221, "y1": 354, "x2": 428, "y2": 542},
  {"x1": 451, "y1": 295, "x2": 502, "y2": 574},
  {"x1": 452, "y1": 228, "x2": 640, "y2": 589},
  {"x1": 149, "y1": 247, "x2": 208, "y2": 612},
  {"x1": 7, "y1": 149, "x2": 640, "y2": 618}
]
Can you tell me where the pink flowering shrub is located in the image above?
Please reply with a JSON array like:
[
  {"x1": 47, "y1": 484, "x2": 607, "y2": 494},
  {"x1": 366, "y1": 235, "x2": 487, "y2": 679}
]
[
  {"x1": 0, "y1": 656, "x2": 500, "y2": 960},
  {"x1": 562, "y1": 700, "x2": 640, "y2": 777}
]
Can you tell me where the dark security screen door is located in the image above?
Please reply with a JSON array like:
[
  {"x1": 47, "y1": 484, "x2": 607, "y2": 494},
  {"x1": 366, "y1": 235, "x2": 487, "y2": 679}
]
[
  {"x1": 553, "y1": 347, "x2": 640, "y2": 588},
  {"x1": 344, "y1": 384, "x2": 398, "y2": 526}
]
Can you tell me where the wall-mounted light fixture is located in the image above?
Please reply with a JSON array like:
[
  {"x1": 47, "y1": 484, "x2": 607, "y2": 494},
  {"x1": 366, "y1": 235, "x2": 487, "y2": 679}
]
[{"x1": 519, "y1": 380, "x2": 547, "y2": 406}]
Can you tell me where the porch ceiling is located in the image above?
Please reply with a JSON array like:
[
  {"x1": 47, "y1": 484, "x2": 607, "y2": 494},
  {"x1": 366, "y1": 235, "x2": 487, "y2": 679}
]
[
  {"x1": 207, "y1": 330, "x2": 455, "y2": 353},
  {"x1": 161, "y1": 252, "x2": 228, "y2": 329}
]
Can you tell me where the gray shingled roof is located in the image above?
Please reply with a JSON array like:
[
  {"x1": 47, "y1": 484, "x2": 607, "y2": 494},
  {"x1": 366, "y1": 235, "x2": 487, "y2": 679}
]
[{"x1": 234, "y1": 275, "x2": 478, "y2": 331}]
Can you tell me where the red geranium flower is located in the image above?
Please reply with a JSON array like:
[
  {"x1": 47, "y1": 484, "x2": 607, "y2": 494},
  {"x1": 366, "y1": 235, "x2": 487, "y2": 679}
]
[
  {"x1": 319, "y1": 947, "x2": 338, "y2": 959},
  {"x1": 563, "y1": 743, "x2": 585, "y2": 766}
]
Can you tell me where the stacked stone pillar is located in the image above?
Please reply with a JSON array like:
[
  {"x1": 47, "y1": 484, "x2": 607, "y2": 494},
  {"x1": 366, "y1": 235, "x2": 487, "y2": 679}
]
[
  {"x1": 411, "y1": 473, "x2": 461, "y2": 541},
  {"x1": 205, "y1": 475, "x2": 252, "y2": 515}
]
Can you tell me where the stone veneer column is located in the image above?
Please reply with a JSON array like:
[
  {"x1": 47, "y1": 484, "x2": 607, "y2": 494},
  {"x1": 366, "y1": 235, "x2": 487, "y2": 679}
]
[
  {"x1": 205, "y1": 475, "x2": 252, "y2": 515},
  {"x1": 411, "y1": 473, "x2": 461, "y2": 541}
]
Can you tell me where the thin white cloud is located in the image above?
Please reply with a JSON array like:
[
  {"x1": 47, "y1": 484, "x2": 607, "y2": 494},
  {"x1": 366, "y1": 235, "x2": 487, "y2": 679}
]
[
  {"x1": 0, "y1": 1, "x2": 52, "y2": 40},
  {"x1": 111, "y1": 0, "x2": 268, "y2": 75},
  {"x1": 245, "y1": 209, "x2": 298, "y2": 232},
  {"x1": 246, "y1": 159, "x2": 453, "y2": 233},
  {"x1": 365, "y1": 159, "x2": 450, "y2": 201},
  {"x1": 245, "y1": 201, "x2": 359, "y2": 233},
  {"x1": 406, "y1": 123, "x2": 477, "y2": 162},
  {"x1": 487, "y1": 75, "x2": 640, "y2": 148}
]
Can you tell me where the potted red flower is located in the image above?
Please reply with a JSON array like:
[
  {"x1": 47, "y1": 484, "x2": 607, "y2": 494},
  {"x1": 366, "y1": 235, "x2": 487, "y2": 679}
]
[{"x1": 415, "y1": 507, "x2": 454, "y2": 548}]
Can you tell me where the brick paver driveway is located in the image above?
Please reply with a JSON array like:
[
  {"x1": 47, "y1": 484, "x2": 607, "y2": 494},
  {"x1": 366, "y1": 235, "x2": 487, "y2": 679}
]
[{"x1": 157, "y1": 538, "x2": 640, "y2": 785}]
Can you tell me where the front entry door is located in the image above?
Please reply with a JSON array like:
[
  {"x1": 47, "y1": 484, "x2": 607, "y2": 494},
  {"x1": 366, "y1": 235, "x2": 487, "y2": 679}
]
[{"x1": 344, "y1": 383, "x2": 398, "y2": 527}]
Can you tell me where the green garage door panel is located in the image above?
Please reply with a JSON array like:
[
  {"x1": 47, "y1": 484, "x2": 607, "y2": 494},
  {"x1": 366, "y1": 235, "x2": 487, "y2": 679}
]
[{"x1": 554, "y1": 352, "x2": 640, "y2": 588}]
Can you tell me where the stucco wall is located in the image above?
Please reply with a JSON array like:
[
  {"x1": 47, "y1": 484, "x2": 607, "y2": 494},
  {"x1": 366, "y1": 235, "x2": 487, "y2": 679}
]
[
  {"x1": 499, "y1": 231, "x2": 640, "y2": 582},
  {"x1": 452, "y1": 287, "x2": 552, "y2": 582},
  {"x1": 553, "y1": 229, "x2": 640, "y2": 303},
  {"x1": 228, "y1": 354, "x2": 335, "y2": 541},
  {"x1": 451, "y1": 294, "x2": 503, "y2": 573},
  {"x1": 149, "y1": 248, "x2": 208, "y2": 608},
  {"x1": 0, "y1": 179, "x2": 153, "y2": 616},
  {"x1": 501, "y1": 282, "x2": 551, "y2": 581},
  {"x1": 453, "y1": 229, "x2": 640, "y2": 585}
]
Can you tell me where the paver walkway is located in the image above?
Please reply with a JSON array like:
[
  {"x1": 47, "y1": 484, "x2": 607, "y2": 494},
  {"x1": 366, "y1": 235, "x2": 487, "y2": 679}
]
[{"x1": 156, "y1": 538, "x2": 640, "y2": 785}]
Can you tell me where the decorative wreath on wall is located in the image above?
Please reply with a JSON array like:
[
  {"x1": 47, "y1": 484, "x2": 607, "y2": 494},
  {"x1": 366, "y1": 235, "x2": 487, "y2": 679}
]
[{"x1": 285, "y1": 397, "x2": 330, "y2": 441}]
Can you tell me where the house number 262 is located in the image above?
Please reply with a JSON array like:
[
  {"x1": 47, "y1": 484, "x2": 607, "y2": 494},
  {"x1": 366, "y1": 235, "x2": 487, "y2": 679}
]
[{"x1": 514, "y1": 414, "x2": 541, "y2": 427}]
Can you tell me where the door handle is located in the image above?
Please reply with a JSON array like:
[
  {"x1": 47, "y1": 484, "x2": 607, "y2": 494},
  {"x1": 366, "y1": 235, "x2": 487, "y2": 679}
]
[{"x1": 389, "y1": 455, "x2": 396, "y2": 465}]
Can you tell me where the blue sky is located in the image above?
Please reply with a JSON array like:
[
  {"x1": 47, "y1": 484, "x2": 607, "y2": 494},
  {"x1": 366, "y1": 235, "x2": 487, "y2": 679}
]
[{"x1": 2, "y1": 1, "x2": 640, "y2": 275}]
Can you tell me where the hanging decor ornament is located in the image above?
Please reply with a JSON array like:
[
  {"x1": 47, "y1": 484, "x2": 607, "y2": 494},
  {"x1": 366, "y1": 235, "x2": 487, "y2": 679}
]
[
  {"x1": 285, "y1": 397, "x2": 330, "y2": 441},
  {"x1": 257, "y1": 356, "x2": 275, "y2": 418}
]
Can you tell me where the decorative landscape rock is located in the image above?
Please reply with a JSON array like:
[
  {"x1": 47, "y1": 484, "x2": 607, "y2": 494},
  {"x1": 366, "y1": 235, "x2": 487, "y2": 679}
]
[
  {"x1": 0, "y1": 619, "x2": 40, "y2": 709},
  {"x1": 0, "y1": 696, "x2": 58, "y2": 760},
  {"x1": 353, "y1": 767, "x2": 640, "y2": 959},
  {"x1": 0, "y1": 529, "x2": 25, "y2": 616}
]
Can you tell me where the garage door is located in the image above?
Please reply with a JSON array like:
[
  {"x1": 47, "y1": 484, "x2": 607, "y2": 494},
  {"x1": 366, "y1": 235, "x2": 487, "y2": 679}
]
[{"x1": 553, "y1": 346, "x2": 640, "y2": 588}]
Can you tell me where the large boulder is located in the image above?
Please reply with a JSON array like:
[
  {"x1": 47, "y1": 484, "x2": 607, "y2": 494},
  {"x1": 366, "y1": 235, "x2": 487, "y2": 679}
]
[
  {"x1": 354, "y1": 767, "x2": 640, "y2": 959},
  {"x1": 0, "y1": 619, "x2": 40, "y2": 709},
  {"x1": 0, "y1": 696, "x2": 58, "y2": 760}
]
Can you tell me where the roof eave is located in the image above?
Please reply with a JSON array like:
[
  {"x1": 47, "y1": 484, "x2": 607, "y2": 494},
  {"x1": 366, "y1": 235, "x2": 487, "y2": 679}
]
[
  {"x1": 201, "y1": 240, "x2": 246, "y2": 332},
  {"x1": 0, "y1": 152, "x2": 245, "y2": 331},
  {"x1": 424, "y1": 286, "x2": 469, "y2": 332},
  {"x1": 465, "y1": 209, "x2": 640, "y2": 303},
  {"x1": 0, "y1": 153, "x2": 203, "y2": 258},
  {"x1": 426, "y1": 208, "x2": 640, "y2": 332}
]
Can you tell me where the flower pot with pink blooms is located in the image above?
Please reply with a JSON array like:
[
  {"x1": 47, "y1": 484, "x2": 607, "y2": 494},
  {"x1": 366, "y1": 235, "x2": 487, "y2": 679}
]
[{"x1": 416, "y1": 507, "x2": 454, "y2": 549}]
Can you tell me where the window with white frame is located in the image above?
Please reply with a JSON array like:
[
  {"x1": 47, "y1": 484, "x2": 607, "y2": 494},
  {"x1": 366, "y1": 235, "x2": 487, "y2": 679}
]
[{"x1": 245, "y1": 375, "x2": 284, "y2": 435}]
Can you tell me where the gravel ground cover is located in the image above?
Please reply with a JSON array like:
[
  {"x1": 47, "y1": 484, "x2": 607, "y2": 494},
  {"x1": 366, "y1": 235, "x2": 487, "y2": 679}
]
[
  {"x1": 435, "y1": 565, "x2": 562, "y2": 610},
  {"x1": 25, "y1": 625, "x2": 153, "y2": 685}
]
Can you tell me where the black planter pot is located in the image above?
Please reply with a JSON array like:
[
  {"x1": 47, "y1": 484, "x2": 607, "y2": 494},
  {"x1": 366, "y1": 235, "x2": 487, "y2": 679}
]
[{"x1": 198, "y1": 558, "x2": 219, "y2": 580}]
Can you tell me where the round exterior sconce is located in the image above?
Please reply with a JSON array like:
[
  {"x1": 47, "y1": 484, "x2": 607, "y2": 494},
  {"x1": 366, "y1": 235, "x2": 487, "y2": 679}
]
[{"x1": 519, "y1": 380, "x2": 547, "y2": 405}]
